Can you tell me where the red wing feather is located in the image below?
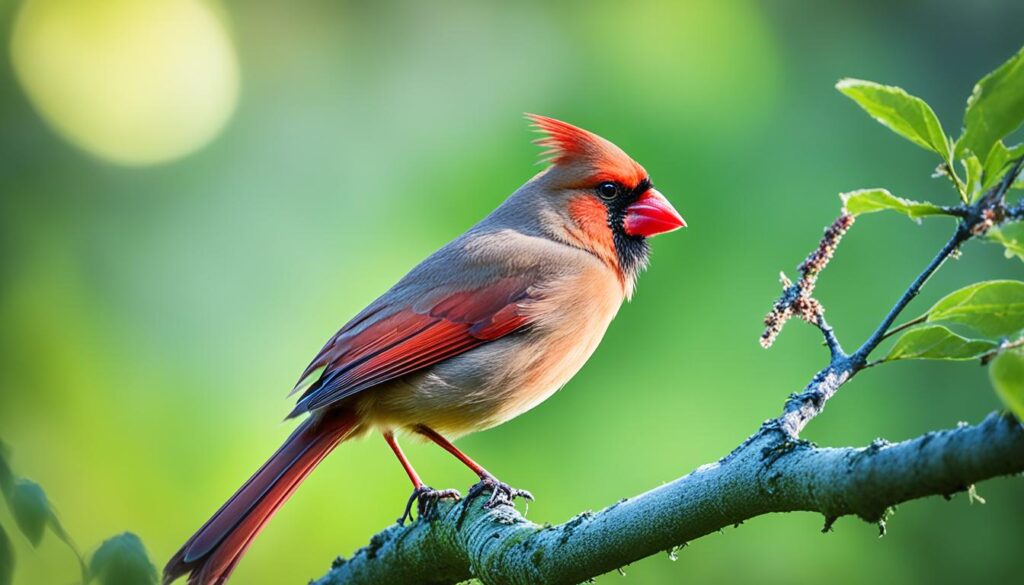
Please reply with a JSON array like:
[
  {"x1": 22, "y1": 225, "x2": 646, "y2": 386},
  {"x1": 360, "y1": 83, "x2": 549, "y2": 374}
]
[{"x1": 289, "y1": 277, "x2": 534, "y2": 416}]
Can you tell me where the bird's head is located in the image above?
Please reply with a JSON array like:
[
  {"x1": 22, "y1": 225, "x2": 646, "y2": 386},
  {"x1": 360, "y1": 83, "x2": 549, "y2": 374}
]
[{"x1": 524, "y1": 114, "x2": 685, "y2": 289}]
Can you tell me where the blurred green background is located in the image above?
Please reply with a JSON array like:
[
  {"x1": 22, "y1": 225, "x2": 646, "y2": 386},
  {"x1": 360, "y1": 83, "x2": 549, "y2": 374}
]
[{"x1": 1, "y1": 0, "x2": 1022, "y2": 583}]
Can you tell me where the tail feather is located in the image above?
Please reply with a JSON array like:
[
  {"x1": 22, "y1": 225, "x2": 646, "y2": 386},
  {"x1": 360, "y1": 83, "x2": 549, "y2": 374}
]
[{"x1": 164, "y1": 408, "x2": 358, "y2": 585}]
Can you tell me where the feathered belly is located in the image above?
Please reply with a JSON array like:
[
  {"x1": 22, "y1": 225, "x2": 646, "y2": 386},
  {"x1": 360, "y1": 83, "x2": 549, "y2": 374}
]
[
  {"x1": 361, "y1": 330, "x2": 605, "y2": 436},
  {"x1": 360, "y1": 275, "x2": 623, "y2": 437}
]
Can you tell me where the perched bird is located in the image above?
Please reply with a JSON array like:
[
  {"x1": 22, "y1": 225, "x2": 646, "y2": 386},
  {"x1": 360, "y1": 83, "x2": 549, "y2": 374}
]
[{"x1": 164, "y1": 115, "x2": 685, "y2": 585}]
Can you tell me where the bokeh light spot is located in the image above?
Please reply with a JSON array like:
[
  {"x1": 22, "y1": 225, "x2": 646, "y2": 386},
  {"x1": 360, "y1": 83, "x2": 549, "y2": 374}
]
[{"x1": 10, "y1": 0, "x2": 240, "y2": 165}]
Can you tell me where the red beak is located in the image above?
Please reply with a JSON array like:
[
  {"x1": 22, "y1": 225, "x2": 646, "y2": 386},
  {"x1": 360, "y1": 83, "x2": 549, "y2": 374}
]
[{"x1": 623, "y1": 189, "x2": 686, "y2": 237}]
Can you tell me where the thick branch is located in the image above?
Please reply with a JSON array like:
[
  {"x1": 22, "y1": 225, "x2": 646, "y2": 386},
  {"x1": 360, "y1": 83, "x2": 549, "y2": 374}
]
[{"x1": 313, "y1": 413, "x2": 1024, "y2": 585}]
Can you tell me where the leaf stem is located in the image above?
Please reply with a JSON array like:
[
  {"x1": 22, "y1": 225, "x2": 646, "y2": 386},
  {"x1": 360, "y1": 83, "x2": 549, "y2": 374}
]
[
  {"x1": 879, "y1": 315, "x2": 927, "y2": 343},
  {"x1": 980, "y1": 337, "x2": 1024, "y2": 366},
  {"x1": 953, "y1": 174, "x2": 968, "y2": 204},
  {"x1": 944, "y1": 160, "x2": 969, "y2": 204},
  {"x1": 861, "y1": 358, "x2": 885, "y2": 370}
]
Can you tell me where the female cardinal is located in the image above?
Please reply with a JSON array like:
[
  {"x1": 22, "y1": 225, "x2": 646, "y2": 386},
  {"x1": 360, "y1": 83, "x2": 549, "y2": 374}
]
[{"x1": 164, "y1": 115, "x2": 685, "y2": 585}]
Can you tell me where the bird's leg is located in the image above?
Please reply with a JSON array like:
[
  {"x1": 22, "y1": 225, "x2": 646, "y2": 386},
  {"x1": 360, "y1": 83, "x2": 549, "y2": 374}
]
[
  {"x1": 415, "y1": 425, "x2": 533, "y2": 509},
  {"x1": 382, "y1": 431, "x2": 460, "y2": 524}
]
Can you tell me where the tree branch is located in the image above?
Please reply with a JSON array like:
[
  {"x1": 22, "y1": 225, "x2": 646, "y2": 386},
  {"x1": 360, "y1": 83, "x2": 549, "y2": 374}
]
[
  {"x1": 313, "y1": 414, "x2": 1024, "y2": 585},
  {"x1": 770, "y1": 159, "x2": 1022, "y2": 439},
  {"x1": 760, "y1": 214, "x2": 854, "y2": 353},
  {"x1": 1008, "y1": 201, "x2": 1024, "y2": 221},
  {"x1": 772, "y1": 219, "x2": 968, "y2": 438}
]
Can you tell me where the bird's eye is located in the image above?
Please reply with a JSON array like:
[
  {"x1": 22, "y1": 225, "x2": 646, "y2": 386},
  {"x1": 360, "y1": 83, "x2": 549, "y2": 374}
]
[{"x1": 596, "y1": 182, "x2": 619, "y2": 200}]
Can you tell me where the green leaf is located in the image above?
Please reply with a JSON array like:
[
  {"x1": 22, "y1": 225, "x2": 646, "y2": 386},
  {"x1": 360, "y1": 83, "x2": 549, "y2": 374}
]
[
  {"x1": 957, "y1": 45, "x2": 1024, "y2": 162},
  {"x1": 980, "y1": 141, "x2": 1024, "y2": 192},
  {"x1": 0, "y1": 524, "x2": 13, "y2": 585},
  {"x1": 840, "y1": 189, "x2": 947, "y2": 222},
  {"x1": 837, "y1": 79, "x2": 950, "y2": 158},
  {"x1": 9, "y1": 480, "x2": 49, "y2": 547},
  {"x1": 986, "y1": 223, "x2": 1024, "y2": 262},
  {"x1": 89, "y1": 533, "x2": 158, "y2": 585},
  {"x1": 925, "y1": 280, "x2": 1024, "y2": 338},
  {"x1": 962, "y1": 155, "x2": 983, "y2": 202},
  {"x1": 990, "y1": 348, "x2": 1024, "y2": 419},
  {"x1": 885, "y1": 325, "x2": 996, "y2": 361}
]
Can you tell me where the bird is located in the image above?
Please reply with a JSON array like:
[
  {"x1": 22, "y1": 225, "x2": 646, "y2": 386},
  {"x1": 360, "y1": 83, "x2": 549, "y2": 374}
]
[{"x1": 163, "y1": 114, "x2": 685, "y2": 585}]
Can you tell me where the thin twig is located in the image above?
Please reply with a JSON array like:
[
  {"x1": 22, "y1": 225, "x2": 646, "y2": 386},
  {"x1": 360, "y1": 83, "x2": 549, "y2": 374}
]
[
  {"x1": 775, "y1": 222, "x2": 970, "y2": 437},
  {"x1": 851, "y1": 225, "x2": 970, "y2": 366},
  {"x1": 852, "y1": 157, "x2": 1024, "y2": 366},
  {"x1": 991, "y1": 156, "x2": 1024, "y2": 205},
  {"x1": 937, "y1": 160, "x2": 969, "y2": 204},
  {"x1": 815, "y1": 312, "x2": 844, "y2": 360},
  {"x1": 939, "y1": 205, "x2": 971, "y2": 218},
  {"x1": 761, "y1": 214, "x2": 854, "y2": 351}
]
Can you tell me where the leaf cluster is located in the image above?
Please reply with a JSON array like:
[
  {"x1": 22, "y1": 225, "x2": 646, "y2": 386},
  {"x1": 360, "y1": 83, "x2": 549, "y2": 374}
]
[
  {"x1": 836, "y1": 46, "x2": 1024, "y2": 418},
  {"x1": 0, "y1": 443, "x2": 157, "y2": 585}
]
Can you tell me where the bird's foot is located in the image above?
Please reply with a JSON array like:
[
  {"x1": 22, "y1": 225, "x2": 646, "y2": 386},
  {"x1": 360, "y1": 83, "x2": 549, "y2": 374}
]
[
  {"x1": 398, "y1": 485, "x2": 461, "y2": 525},
  {"x1": 466, "y1": 474, "x2": 534, "y2": 509}
]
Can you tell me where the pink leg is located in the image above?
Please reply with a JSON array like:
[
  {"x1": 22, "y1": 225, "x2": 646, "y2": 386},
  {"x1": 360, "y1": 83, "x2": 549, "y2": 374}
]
[
  {"x1": 415, "y1": 425, "x2": 488, "y2": 477},
  {"x1": 415, "y1": 425, "x2": 533, "y2": 508},
  {"x1": 383, "y1": 431, "x2": 424, "y2": 488}
]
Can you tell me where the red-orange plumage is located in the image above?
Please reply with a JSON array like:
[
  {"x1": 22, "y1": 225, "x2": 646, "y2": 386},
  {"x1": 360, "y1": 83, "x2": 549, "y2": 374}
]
[
  {"x1": 527, "y1": 113, "x2": 647, "y2": 189},
  {"x1": 164, "y1": 408, "x2": 358, "y2": 585},
  {"x1": 567, "y1": 195, "x2": 619, "y2": 271},
  {"x1": 290, "y1": 277, "x2": 535, "y2": 416}
]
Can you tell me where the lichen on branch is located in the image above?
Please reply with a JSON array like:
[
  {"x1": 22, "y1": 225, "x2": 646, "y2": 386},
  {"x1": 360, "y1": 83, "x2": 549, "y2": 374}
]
[{"x1": 312, "y1": 413, "x2": 1024, "y2": 585}]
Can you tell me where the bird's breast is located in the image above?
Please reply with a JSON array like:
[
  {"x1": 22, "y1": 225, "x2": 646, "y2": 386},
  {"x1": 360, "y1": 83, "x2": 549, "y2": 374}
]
[{"x1": 361, "y1": 260, "x2": 625, "y2": 437}]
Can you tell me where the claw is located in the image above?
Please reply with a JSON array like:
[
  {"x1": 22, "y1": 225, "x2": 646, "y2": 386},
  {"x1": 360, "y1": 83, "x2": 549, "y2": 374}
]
[
  {"x1": 456, "y1": 475, "x2": 533, "y2": 527},
  {"x1": 398, "y1": 486, "x2": 461, "y2": 525},
  {"x1": 466, "y1": 475, "x2": 534, "y2": 509}
]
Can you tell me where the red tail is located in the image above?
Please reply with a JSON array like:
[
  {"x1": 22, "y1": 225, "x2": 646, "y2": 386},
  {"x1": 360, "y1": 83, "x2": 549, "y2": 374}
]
[{"x1": 164, "y1": 408, "x2": 358, "y2": 585}]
